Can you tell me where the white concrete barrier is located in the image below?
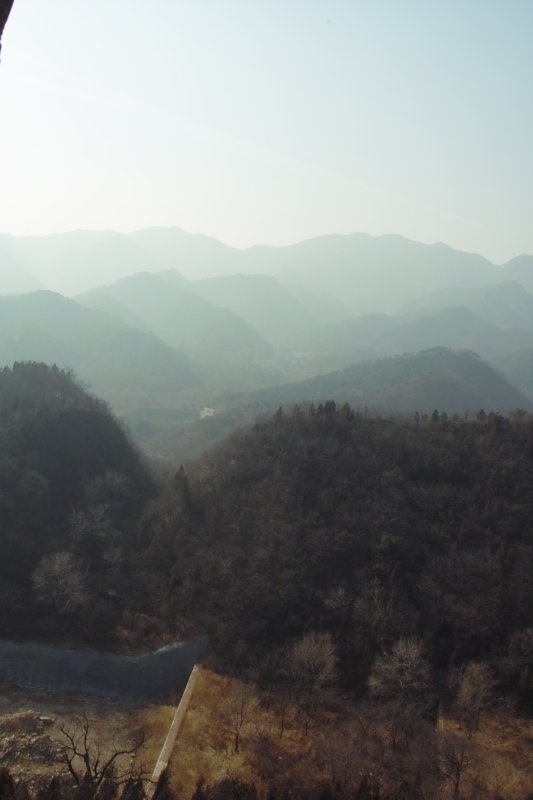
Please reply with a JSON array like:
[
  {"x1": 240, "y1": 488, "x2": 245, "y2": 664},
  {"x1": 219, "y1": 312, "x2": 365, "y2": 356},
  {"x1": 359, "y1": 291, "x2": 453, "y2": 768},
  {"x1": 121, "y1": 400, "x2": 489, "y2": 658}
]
[{"x1": 146, "y1": 664, "x2": 200, "y2": 799}]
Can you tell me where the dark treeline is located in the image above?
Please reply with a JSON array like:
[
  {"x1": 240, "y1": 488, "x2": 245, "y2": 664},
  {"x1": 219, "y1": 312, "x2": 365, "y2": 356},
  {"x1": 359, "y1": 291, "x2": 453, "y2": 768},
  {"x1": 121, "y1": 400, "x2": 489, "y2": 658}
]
[{"x1": 136, "y1": 402, "x2": 533, "y2": 709}]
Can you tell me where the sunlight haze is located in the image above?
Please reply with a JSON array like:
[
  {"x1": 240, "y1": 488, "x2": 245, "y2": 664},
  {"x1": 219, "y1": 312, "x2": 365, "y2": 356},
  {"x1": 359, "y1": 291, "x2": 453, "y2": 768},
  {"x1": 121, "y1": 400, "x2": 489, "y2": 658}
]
[{"x1": 1, "y1": 0, "x2": 532, "y2": 263}]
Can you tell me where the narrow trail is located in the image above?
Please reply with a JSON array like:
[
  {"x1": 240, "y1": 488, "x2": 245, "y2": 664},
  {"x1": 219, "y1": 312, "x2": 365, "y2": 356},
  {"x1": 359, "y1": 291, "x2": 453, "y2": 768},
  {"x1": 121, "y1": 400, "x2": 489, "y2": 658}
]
[{"x1": 146, "y1": 665, "x2": 200, "y2": 799}]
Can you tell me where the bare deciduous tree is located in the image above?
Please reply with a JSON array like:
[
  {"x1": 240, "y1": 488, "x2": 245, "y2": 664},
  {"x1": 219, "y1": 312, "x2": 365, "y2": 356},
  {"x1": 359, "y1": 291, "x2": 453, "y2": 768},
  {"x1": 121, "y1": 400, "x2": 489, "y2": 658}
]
[
  {"x1": 33, "y1": 552, "x2": 90, "y2": 615},
  {"x1": 368, "y1": 638, "x2": 432, "y2": 708},
  {"x1": 321, "y1": 731, "x2": 359, "y2": 794},
  {"x1": 453, "y1": 661, "x2": 497, "y2": 736},
  {"x1": 291, "y1": 632, "x2": 336, "y2": 734},
  {"x1": 224, "y1": 683, "x2": 259, "y2": 753},
  {"x1": 58, "y1": 715, "x2": 145, "y2": 796},
  {"x1": 439, "y1": 731, "x2": 476, "y2": 800}
]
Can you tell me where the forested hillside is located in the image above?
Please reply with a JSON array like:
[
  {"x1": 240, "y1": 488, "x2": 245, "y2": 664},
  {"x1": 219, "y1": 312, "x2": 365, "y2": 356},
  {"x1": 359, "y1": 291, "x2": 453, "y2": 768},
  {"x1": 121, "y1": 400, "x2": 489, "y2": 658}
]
[
  {"x1": 2, "y1": 364, "x2": 533, "y2": 797},
  {"x1": 141, "y1": 349, "x2": 531, "y2": 466},
  {"x1": 138, "y1": 405, "x2": 533, "y2": 710},
  {"x1": 248, "y1": 348, "x2": 531, "y2": 413},
  {"x1": 0, "y1": 363, "x2": 154, "y2": 645}
]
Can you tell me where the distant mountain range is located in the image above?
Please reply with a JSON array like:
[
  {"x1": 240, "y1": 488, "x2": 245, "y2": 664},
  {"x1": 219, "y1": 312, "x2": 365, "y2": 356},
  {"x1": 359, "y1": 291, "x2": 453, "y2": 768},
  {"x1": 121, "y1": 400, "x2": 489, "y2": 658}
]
[
  {"x1": 491, "y1": 347, "x2": 533, "y2": 401},
  {"x1": 0, "y1": 231, "x2": 160, "y2": 296},
  {"x1": 287, "y1": 304, "x2": 533, "y2": 378},
  {"x1": 2, "y1": 228, "x2": 532, "y2": 314},
  {"x1": 192, "y1": 273, "x2": 322, "y2": 343},
  {"x1": 402, "y1": 281, "x2": 533, "y2": 331},
  {"x1": 78, "y1": 271, "x2": 270, "y2": 360},
  {"x1": 1, "y1": 228, "x2": 532, "y2": 465},
  {"x1": 76, "y1": 271, "x2": 291, "y2": 394},
  {"x1": 0, "y1": 240, "x2": 42, "y2": 294}
]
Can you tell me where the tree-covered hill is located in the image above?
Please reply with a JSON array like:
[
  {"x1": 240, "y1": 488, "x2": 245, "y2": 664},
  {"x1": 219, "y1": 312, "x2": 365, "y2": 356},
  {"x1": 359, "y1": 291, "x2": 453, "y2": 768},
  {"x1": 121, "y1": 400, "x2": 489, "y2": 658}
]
[
  {"x1": 247, "y1": 348, "x2": 531, "y2": 414},
  {"x1": 138, "y1": 404, "x2": 533, "y2": 708},
  {"x1": 140, "y1": 349, "x2": 531, "y2": 467},
  {"x1": 0, "y1": 363, "x2": 154, "y2": 645},
  {"x1": 291, "y1": 306, "x2": 533, "y2": 373}
]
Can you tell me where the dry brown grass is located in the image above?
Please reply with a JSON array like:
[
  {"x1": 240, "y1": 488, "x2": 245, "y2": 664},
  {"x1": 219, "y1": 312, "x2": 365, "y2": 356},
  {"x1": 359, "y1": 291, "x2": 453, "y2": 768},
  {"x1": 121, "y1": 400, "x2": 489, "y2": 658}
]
[
  {"x1": 2, "y1": 676, "x2": 532, "y2": 800},
  {"x1": 167, "y1": 669, "x2": 533, "y2": 800},
  {"x1": 167, "y1": 669, "x2": 348, "y2": 800}
]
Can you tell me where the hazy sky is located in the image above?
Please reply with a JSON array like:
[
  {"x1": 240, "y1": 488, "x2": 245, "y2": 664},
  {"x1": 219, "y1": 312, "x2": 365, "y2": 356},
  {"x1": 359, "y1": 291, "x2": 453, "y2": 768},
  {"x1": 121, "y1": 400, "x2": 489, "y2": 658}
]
[{"x1": 0, "y1": 0, "x2": 532, "y2": 263}]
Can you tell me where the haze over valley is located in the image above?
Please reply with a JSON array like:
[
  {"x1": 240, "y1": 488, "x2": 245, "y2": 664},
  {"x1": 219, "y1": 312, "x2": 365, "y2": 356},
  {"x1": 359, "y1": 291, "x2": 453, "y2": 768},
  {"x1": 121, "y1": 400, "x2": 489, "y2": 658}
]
[{"x1": 1, "y1": 227, "x2": 533, "y2": 464}]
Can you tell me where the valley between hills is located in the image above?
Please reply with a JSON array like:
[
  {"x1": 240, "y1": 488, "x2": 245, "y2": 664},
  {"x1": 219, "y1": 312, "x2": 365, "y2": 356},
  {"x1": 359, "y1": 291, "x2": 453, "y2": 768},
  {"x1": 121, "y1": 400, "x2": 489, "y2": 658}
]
[
  {"x1": 2, "y1": 229, "x2": 533, "y2": 466},
  {"x1": 1, "y1": 230, "x2": 533, "y2": 799}
]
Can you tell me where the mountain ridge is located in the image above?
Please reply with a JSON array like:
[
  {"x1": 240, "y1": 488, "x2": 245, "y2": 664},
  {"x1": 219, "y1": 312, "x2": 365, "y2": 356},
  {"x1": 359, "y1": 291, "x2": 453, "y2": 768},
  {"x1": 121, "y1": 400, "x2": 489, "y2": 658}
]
[
  {"x1": 3, "y1": 228, "x2": 531, "y2": 306},
  {"x1": 0, "y1": 290, "x2": 199, "y2": 411}
]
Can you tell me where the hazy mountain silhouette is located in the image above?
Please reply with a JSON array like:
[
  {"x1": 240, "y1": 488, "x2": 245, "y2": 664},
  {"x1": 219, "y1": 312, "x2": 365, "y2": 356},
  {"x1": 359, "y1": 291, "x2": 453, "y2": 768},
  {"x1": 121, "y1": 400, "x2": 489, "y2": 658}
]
[
  {"x1": 5, "y1": 229, "x2": 530, "y2": 315},
  {"x1": 286, "y1": 283, "x2": 353, "y2": 325},
  {"x1": 130, "y1": 230, "x2": 512, "y2": 316},
  {"x1": 403, "y1": 281, "x2": 533, "y2": 331},
  {"x1": 0, "y1": 291, "x2": 198, "y2": 410},
  {"x1": 0, "y1": 230, "x2": 160, "y2": 295},
  {"x1": 78, "y1": 271, "x2": 270, "y2": 360},
  {"x1": 286, "y1": 306, "x2": 533, "y2": 376},
  {"x1": 376, "y1": 307, "x2": 533, "y2": 359},
  {"x1": 0, "y1": 237, "x2": 43, "y2": 294},
  {"x1": 130, "y1": 226, "x2": 242, "y2": 276},
  {"x1": 240, "y1": 234, "x2": 501, "y2": 313},
  {"x1": 156, "y1": 268, "x2": 192, "y2": 291},
  {"x1": 491, "y1": 347, "x2": 533, "y2": 402},
  {"x1": 502, "y1": 254, "x2": 533, "y2": 293},
  {"x1": 288, "y1": 313, "x2": 404, "y2": 372},
  {"x1": 192, "y1": 273, "x2": 320, "y2": 343}
]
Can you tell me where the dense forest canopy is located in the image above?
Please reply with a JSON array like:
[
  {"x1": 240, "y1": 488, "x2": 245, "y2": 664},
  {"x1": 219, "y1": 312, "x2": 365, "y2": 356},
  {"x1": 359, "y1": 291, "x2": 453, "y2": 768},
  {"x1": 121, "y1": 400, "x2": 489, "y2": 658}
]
[
  {"x1": 0, "y1": 362, "x2": 154, "y2": 645},
  {"x1": 136, "y1": 404, "x2": 533, "y2": 709}
]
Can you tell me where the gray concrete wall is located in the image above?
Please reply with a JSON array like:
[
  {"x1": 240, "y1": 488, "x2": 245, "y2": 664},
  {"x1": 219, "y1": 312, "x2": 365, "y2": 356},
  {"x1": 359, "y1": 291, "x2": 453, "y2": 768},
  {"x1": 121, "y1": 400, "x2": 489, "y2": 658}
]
[{"x1": 0, "y1": 638, "x2": 206, "y2": 700}]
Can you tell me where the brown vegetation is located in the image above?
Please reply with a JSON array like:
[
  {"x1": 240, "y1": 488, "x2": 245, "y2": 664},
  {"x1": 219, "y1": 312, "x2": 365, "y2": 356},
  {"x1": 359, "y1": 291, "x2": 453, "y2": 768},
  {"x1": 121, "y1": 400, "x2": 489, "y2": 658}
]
[
  {"x1": 0, "y1": 684, "x2": 173, "y2": 791},
  {"x1": 167, "y1": 668, "x2": 533, "y2": 800}
]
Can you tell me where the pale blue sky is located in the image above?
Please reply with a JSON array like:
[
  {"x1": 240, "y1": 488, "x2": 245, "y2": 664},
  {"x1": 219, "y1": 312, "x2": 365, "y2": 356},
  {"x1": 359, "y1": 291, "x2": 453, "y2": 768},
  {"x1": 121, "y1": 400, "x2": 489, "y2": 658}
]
[{"x1": 0, "y1": 0, "x2": 531, "y2": 262}]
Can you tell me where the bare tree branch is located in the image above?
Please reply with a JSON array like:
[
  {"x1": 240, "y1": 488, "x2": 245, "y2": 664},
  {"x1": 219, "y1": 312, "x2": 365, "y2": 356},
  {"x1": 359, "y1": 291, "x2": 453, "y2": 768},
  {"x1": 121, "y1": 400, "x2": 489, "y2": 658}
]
[{"x1": 58, "y1": 715, "x2": 147, "y2": 794}]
